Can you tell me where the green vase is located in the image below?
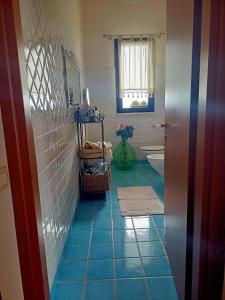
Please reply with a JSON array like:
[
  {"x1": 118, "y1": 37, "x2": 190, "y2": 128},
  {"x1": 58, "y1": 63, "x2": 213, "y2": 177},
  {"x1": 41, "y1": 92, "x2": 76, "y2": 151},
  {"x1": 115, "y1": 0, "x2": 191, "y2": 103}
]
[{"x1": 113, "y1": 138, "x2": 137, "y2": 170}]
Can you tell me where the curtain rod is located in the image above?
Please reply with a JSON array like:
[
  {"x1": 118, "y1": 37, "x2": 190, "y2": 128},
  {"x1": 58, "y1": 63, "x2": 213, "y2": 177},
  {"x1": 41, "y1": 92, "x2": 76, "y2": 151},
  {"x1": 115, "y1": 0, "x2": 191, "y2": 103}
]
[{"x1": 103, "y1": 33, "x2": 165, "y2": 40}]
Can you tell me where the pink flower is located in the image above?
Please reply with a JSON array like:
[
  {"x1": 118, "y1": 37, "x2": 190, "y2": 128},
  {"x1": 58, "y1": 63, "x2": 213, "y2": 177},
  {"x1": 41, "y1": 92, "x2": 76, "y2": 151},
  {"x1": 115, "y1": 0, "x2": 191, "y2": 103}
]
[{"x1": 120, "y1": 123, "x2": 128, "y2": 129}]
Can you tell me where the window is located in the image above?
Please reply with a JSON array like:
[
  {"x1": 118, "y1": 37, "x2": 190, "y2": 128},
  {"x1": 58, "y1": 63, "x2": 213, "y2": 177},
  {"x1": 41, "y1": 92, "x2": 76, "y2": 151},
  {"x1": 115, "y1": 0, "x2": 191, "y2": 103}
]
[{"x1": 114, "y1": 38, "x2": 155, "y2": 113}]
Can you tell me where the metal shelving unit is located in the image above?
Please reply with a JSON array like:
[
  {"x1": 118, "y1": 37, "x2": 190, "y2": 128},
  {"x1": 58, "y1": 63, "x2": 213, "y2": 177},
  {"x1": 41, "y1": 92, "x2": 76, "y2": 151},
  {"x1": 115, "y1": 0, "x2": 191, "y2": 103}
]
[{"x1": 76, "y1": 111, "x2": 109, "y2": 200}]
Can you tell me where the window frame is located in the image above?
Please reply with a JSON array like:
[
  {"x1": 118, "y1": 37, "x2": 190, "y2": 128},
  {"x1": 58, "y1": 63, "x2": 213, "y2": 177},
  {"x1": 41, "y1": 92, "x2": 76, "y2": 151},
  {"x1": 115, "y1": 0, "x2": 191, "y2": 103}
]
[{"x1": 114, "y1": 39, "x2": 155, "y2": 114}]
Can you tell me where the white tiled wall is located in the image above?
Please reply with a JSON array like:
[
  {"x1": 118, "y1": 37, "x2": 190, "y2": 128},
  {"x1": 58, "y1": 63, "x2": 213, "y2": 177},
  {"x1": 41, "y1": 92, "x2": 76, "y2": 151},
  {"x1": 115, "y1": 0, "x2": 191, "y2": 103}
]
[
  {"x1": 33, "y1": 113, "x2": 79, "y2": 286},
  {"x1": 19, "y1": 0, "x2": 81, "y2": 287},
  {"x1": 85, "y1": 66, "x2": 165, "y2": 159}
]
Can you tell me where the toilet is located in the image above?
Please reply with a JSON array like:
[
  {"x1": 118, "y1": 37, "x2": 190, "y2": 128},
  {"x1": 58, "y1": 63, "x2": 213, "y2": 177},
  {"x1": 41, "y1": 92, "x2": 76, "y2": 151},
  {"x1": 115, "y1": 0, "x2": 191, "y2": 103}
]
[
  {"x1": 140, "y1": 145, "x2": 165, "y2": 176},
  {"x1": 140, "y1": 145, "x2": 165, "y2": 155},
  {"x1": 147, "y1": 153, "x2": 164, "y2": 176}
]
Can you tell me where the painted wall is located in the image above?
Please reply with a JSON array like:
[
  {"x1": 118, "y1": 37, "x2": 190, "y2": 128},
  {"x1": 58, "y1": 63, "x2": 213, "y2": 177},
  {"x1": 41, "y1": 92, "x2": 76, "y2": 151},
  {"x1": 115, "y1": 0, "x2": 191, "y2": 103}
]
[
  {"x1": 50, "y1": 0, "x2": 84, "y2": 69},
  {"x1": 19, "y1": 0, "x2": 83, "y2": 287},
  {"x1": 0, "y1": 109, "x2": 24, "y2": 300},
  {"x1": 82, "y1": 0, "x2": 166, "y2": 158}
]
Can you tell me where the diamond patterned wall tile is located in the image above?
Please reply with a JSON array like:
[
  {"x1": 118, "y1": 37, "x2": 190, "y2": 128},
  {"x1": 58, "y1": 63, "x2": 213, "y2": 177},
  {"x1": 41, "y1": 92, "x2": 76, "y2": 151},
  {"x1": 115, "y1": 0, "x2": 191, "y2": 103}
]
[{"x1": 19, "y1": 0, "x2": 80, "y2": 287}]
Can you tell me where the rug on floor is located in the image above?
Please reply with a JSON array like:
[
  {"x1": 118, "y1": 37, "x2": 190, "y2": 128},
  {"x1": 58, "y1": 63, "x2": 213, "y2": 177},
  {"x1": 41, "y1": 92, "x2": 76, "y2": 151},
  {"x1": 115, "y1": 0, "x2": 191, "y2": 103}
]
[{"x1": 117, "y1": 186, "x2": 164, "y2": 216}]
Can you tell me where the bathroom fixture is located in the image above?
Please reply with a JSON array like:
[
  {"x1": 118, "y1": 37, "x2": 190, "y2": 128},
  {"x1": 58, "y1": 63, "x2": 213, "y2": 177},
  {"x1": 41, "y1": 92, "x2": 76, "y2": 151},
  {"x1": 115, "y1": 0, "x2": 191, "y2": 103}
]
[
  {"x1": 140, "y1": 145, "x2": 165, "y2": 156},
  {"x1": 152, "y1": 123, "x2": 168, "y2": 129},
  {"x1": 139, "y1": 145, "x2": 164, "y2": 176},
  {"x1": 147, "y1": 154, "x2": 164, "y2": 176}
]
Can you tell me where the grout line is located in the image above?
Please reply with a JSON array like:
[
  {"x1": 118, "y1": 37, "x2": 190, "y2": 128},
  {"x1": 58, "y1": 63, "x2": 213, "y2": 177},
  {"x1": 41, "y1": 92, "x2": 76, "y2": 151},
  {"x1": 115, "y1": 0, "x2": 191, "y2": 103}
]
[
  {"x1": 132, "y1": 216, "x2": 152, "y2": 300},
  {"x1": 152, "y1": 217, "x2": 175, "y2": 273},
  {"x1": 58, "y1": 181, "x2": 165, "y2": 292},
  {"x1": 151, "y1": 216, "x2": 167, "y2": 255},
  {"x1": 151, "y1": 217, "x2": 172, "y2": 267},
  {"x1": 38, "y1": 139, "x2": 74, "y2": 176},
  {"x1": 36, "y1": 136, "x2": 65, "y2": 159},
  {"x1": 54, "y1": 274, "x2": 176, "y2": 284},
  {"x1": 61, "y1": 254, "x2": 169, "y2": 263},
  {"x1": 110, "y1": 189, "x2": 118, "y2": 300},
  {"x1": 63, "y1": 238, "x2": 163, "y2": 246},
  {"x1": 39, "y1": 148, "x2": 76, "y2": 194},
  {"x1": 53, "y1": 166, "x2": 170, "y2": 299},
  {"x1": 34, "y1": 123, "x2": 66, "y2": 139},
  {"x1": 82, "y1": 212, "x2": 94, "y2": 300}
]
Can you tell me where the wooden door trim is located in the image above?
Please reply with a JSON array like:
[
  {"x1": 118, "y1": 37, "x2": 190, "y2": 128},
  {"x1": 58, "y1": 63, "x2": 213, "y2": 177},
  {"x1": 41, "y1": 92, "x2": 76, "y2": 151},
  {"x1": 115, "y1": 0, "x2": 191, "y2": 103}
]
[
  {"x1": 192, "y1": 0, "x2": 225, "y2": 299},
  {"x1": 0, "y1": 0, "x2": 49, "y2": 299}
]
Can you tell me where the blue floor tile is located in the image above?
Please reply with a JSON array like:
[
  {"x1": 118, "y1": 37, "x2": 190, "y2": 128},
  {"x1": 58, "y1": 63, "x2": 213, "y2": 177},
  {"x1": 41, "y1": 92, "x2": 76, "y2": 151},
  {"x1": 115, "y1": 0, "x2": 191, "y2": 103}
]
[
  {"x1": 75, "y1": 201, "x2": 95, "y2": 217},
  {"x1": 132, "y1": 217, "x2": 153, "y2": 229},
  {"x1": 63, "y1": 245, "x2": 89, "y2": 261},
  {"x1": 51, "y1": 282, "x2": 83, "y2": 300},
  {"x1": 75, "y1": 209, "x2": 94, "y2": 220},
  {"x1": 77, "y1": 203, "x2": 95, "y2": 212},
  {"x1": 70, "y1": 220, "x2": 92, "y2": 232},
  {"x1": 65, "y1": 231, "x2": 91, "y2": 245},
  {"x1": 86, "y1": 280, "x2": 115, "y2": 300},
  {"x1": 74, "y1": 214, "x2": 93, "y2": 222},
  {"x1": 157, "y1": 228, "x2": 165, "y2": 240},
  {"x1": 94, "y1": 209, "x2": 111, "y2": 220},
  {"x1": 89, "y1": 243, "x2": 113, "y2": 259},
  {"x1": 113, "y1": 229, "x2": 136, "y2": 243},
  {"x1": 94, "y1": 199, "x2": 111, "y2": 210},
  {"x1": 139, "y1": 160, "x2": 149, "y2": 165},
  {"x1": 91, "y1": 231, "x2": 112, "y2": 244},
  {"x1": 52, "y1": 164, "x2": 178, "y2": 299},
  {"x1": 112, "y1": 209, "x2": 123, "y2": 219},
  {"x1": 93, "y1": 218, "x2": 112, "y2": 231},
  {"x1": 115, "y1": 258, "x2": 144, "y2": 278},
  {"x1": 56, "y1": 261, "x2": 86, "y2": 281},
  {"x1": 113, "y1": 219, "x2": 133, "y2": 230},
  {"x1": 148, "y1": 277, "x2": 178, "y2": 300},
  {"x1": 135, "y1": 228, "x2": 159, "y2": 242},
  {"x1": 142, "y1": 256, "x2": 172, "y2": 277},
  {"x1": 138, "y1": 241, "x2": 166, "y2": 257},
  {"x1": 112, "y1": 201, "x2": 120, "y2": 209},
  {"x1": 87, "y1": 259, "x2": 114, "y2": 280},
  {"x1": 114, "y1": 243, "x2": 139, "y2": 258},
  {"x1": 152, "y1": 215, "x2": 164, "y2": 227},
  {"x1": 117, "y1": 279, "x2": 148, "y2": 300}
]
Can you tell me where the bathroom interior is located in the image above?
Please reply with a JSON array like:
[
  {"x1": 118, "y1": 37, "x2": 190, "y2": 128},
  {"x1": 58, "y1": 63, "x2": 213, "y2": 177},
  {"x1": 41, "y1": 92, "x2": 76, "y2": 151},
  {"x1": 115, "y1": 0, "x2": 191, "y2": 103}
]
[{"x1": 18, "y1": 0, "x2": 177, "y2": 299}]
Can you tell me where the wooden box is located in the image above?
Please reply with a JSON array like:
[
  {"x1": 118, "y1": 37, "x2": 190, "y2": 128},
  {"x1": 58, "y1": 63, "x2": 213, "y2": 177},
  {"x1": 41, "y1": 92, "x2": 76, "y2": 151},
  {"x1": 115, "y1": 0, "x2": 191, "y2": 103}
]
[
  {"x1": 80, "y1": 142, "x2": 112, "y2": 159},
  {"x1": 80, "y1": 169, "x2": 110, "y2": 193}
]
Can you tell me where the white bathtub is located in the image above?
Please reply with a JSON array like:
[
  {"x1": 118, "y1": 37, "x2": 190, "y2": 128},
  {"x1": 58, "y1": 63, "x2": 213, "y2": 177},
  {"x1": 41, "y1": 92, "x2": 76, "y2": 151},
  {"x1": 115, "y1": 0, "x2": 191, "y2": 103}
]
[{"x1": 147, "y1": 154, "x2": 164, "y2": 176}]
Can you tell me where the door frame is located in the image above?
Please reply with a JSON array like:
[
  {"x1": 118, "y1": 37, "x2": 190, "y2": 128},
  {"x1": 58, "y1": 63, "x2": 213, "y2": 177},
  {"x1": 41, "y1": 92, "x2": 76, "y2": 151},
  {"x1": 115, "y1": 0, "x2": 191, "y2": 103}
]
[
  {"x1": 0, "y1": 0, "x2": 49, "y2": 299},
  {"x1": 0, "y1": 0, "x2": 224, "y2": 299},
  {"x1": 192, "y1": 0, "x2": 225, "y2": 299}
]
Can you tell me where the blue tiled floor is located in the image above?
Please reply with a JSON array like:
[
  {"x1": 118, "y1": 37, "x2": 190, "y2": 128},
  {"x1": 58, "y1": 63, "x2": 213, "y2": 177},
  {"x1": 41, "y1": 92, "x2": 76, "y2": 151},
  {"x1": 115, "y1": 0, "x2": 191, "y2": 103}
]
[{"x1": 51, "y1": 163, "x2": 178, "y2": 300}]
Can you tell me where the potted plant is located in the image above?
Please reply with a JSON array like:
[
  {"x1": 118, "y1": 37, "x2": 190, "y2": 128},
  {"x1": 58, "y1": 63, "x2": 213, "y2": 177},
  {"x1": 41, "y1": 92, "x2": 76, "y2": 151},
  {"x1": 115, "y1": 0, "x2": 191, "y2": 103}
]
[{"x1": 130, "y1": 100, "x2": 147, "y2": 108}]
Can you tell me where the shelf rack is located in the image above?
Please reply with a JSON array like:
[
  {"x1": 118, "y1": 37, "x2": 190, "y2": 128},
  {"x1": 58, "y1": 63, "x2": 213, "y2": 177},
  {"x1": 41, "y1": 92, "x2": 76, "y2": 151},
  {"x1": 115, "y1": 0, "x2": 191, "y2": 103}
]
[{"x1": 76, "y1": 111, "x2": 110, "y2": 200}]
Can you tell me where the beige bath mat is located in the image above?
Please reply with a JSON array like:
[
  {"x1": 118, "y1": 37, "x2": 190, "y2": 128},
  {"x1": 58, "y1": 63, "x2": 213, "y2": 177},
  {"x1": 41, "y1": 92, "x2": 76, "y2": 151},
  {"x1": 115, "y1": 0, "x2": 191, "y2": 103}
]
[{"x1": 117, "y1": 186, "x2": 164, "y2": 216}]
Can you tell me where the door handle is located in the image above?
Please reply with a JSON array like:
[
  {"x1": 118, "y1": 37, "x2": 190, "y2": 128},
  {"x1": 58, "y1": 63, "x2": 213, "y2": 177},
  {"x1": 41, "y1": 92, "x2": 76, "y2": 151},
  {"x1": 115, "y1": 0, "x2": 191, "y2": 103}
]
[{"x1": 152, "y1": 123, "x2": 169, "y2": 129}]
